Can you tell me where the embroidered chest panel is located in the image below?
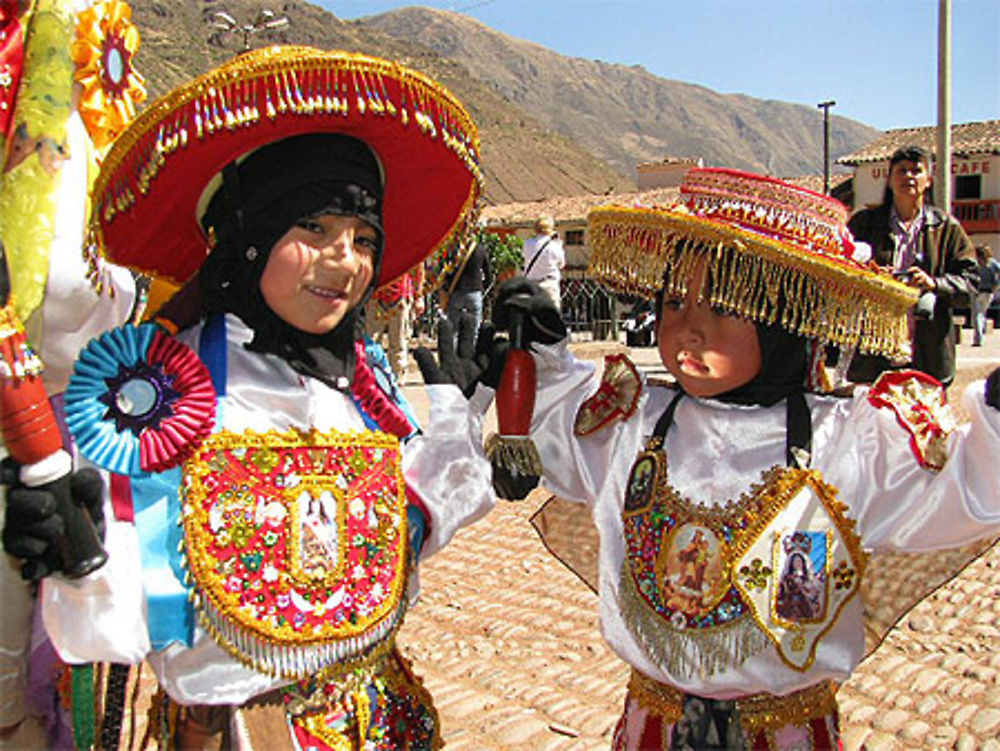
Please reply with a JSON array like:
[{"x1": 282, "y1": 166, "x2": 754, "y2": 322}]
[
  {"x1": 181, "y1": 428, "x2": 408, "y2": 678},
  {"x1": 620, "y1": 443, "x2": 867, "y2": 677}
]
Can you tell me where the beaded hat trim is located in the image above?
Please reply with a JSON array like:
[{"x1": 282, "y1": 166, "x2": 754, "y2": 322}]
[
  {"x1": 88, "y1": 45, "x2": 482, "y2": 291},
  {"x1": 588, "y1": 169, "x2": 919, "y2": 359}
]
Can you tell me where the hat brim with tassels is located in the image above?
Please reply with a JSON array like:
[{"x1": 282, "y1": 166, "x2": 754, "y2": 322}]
[
  {"x1": 89, "y1": 45, "x2": 482, "y2": 290},
  {"x1": 588, "y1": 169, "x2": 919, "y2": 360}
]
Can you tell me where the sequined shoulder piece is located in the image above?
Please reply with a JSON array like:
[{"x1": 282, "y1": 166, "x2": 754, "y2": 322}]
[
  {"x1": 574, "y1": 353, "x2": 642, "y2": 437},
  {"x1": 867, "y1": 369, "x2": 955, "y2": 471}
]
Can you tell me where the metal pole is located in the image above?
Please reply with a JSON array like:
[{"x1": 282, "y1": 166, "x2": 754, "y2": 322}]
[
  {"x1": 936, "y1": 0, "x2": 952, "y2": 211},
  {"x1": 817, "y1": 101, "x2": 836, "y2": 195}
]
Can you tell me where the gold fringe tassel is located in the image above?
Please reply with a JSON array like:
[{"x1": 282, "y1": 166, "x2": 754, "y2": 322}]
[
  {"x1": 484, "y1": 433, "x2": 543, "y2": 476},
  {"x1": 589, "y1": 207, "x2": 917, "y2": 360}
]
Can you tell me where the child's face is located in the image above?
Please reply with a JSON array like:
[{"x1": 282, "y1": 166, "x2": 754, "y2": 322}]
[
  {"x1": 656, "y1": 262, "x2": 762, "y2": 398},
  {"x1": 259, "y1": 213, "x2": 377, "y2": 334}
]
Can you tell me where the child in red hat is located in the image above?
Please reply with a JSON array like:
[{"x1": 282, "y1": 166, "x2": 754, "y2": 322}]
[
  {"x1": 4, "y1": 46, "x2": 493, "y2": 750},
  {"x1": 488, "y1": 168, "x2": 1000, "y2": 749}
]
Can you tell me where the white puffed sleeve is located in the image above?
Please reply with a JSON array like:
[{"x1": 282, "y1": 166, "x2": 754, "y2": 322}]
[
  {"x1": 403, "y1": 384, "x2": 494, "y2": 558},
  {"x1": 821, "y1": 380, "x2": 1000, "y2": 552},
  {"x1": 39, "y1": 518, "x2": 150, "y2": 664}
]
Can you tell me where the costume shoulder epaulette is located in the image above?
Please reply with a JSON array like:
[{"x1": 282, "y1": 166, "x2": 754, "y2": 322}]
[
  {"x1": 574, "y1": 353, "x2": 642, "y2": 437},
  {"x1": 867, "y1": 369, "x2": 956, "y2": 471}
]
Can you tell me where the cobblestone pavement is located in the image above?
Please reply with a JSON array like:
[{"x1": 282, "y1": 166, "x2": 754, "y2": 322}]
[{"x1": 397, "y1": 331, "x2": 1000, "y2": 750}]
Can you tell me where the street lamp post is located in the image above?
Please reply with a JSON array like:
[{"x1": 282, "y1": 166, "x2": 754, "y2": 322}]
[{"x1": 817, "y1": 100, "x2": 836, "y2": 195}]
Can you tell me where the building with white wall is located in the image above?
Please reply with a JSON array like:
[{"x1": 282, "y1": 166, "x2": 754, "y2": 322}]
[{"x1": 836, "y1": 120, "x2": 1000, "y2": 257}]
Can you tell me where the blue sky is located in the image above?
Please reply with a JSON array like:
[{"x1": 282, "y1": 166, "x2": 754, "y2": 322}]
[{"x1": 321, "y1": 0, "x2": 999, "y2": 132}]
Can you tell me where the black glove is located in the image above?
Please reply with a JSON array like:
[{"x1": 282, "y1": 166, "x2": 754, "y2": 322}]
[
  {"x1": 414, "y1": 315, "x2": 507, "y2": 397},
  {"x1": 987, "y1": 367, "x2": 1000, "y2": 411},
  {"x1": 491, "y1": 464, "x2": 540, "y2": 501},
  {"x1": 492, "y1": 278, "x2": 567, "y2": 346},
  {"x1": 3, "y1": 467, "x2": 106, "y2": 581}
]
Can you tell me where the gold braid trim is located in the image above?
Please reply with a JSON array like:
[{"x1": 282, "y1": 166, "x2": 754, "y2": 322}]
[
  {"x1": 588, "y1": 205, "x2": 918, "y2": 360},
  {"x1": 626, "y1": 670, "x2": 839, "y2": 736},
  {"x1": 627, "y1": 670, "x2": 684, "y2": 724},
  {"x1": 737, "y1": 679, "x2": 839, "y2": 735}
]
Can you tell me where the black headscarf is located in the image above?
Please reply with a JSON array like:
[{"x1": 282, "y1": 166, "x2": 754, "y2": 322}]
[
  {"x1": 198, "y1": 133, "x2": 384, "y2": 389},
  {"x1": 714, "y1": 322, "x2": 808, "y2": 407}
]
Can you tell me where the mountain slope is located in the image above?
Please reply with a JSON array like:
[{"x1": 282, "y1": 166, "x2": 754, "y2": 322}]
[
  {"x1": 359, "y1": 7, "x2": 879, "y2": 177},
  {"x1": 127, "y1": 0, "x2": 632, "y2": 204}
]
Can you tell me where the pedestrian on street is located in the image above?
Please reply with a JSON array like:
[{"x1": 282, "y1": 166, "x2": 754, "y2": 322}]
[{"x1": 846, "y1": 145, "x2": 978, "y2": 386}]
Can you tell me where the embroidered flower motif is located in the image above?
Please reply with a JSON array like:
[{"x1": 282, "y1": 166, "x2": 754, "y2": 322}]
[
  {"x1": 262, "y1": 564, "x2": 279, "y2": 583},
  {"x1": 832, "y1": 560, "x2": 855, "y2": 590},
  {"x1": 251, "y1": 448, "x2": 281, "y2": 474},
  {"x1": 670, "y1": 611, "x2": 687, "y2": 630},
  {"x1": 739, "y1": 558, "x2": 772, "y2": 590}
]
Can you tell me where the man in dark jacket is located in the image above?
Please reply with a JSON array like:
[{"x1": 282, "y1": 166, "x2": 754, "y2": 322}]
[{"x1": 848, "y1": 145, "x2": 978, "y2": 386}]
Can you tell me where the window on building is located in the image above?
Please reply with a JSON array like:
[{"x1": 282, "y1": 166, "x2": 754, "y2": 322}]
[
  {"x1": 954, "y1": 175, "x2": 982, "y2": 200},
  {"x1": 564, "y1": 229, "x2": 585, "y2": 246}
]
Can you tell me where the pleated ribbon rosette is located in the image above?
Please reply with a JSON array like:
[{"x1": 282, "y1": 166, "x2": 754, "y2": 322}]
[{"x1": 65, "y1": 323, "x2": 215, "y2": 475}]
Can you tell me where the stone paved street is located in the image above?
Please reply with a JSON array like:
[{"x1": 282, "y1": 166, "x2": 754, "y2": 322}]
[{"x1": 397, "y1": 330, "x2": 1000, "y2": 750}]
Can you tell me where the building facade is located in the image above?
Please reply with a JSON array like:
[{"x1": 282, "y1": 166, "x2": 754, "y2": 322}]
[{"x1": 837, "y1": 120, "x2": 1000, "y2": 257}]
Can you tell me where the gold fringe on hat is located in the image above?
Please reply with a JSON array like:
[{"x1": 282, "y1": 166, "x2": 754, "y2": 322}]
[
  {"x1": 588, "y1": 205, "x2": 919, "y2": 360},
  {"x1": 88, "y1": 45, "x2": 483, "y2": 290}
]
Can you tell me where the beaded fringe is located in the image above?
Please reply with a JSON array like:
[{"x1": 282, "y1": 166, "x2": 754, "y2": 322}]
[
  {"x1": 485, "y1": 433, "x2": 543, "y2": 476},
  {"x1": 619, "y1": 567, "x2": 770, "y2": 681},
  {"x1": 588, "y1": 207, "x2": 916, "y2": 360},
  {"x1": 191, "y1": 586, "x2": 406, "y2": 680}
]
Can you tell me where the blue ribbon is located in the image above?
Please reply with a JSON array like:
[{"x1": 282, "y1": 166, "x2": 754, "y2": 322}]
[
  {"x1": 131, "y1": 467, "x2": 193, "y2": 649},
  {"x1": 130, "y1": 315, "x2": 229, "y2": 650}
]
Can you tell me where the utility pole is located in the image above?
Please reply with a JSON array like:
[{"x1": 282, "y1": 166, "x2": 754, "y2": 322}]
[
  {"x1": 936, "y1": 0, "x2": 952, "y2": 211},
  {"x1": 817, "y1": 100, "x2": 836, "y2": 195}
]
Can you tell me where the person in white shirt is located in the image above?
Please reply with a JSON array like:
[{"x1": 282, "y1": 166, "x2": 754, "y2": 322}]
[{"x1": 521, "y1": 214, "x2": 565, "y2": 310}]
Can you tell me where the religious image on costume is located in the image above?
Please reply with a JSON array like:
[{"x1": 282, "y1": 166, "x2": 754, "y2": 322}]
[
  {"x1": 657, "y1": 523, "x2": 728, "y2": 618},
  {"x1": 773, "y1": 531, "x2": 828, "y2": 623},
  {"x1": 297, "y1": 487, "x2": 341, "y2": 577},
  {"x1": 624, "y1": 455, "x2": 655, "y2": 511}
]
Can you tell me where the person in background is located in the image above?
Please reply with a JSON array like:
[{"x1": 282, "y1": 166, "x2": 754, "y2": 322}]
[
  {"x1": 366, "y1": 264, "x2": 425, "y2": 383},
  {"x1": 521, "y1": 214, "x2": 565, "y2": 311},
  {"x1": 445, "y1": 235, "x2": 494, "y2": 337},
  {"x1": 972, "y1": 244, "x2": 1000, "y2": 347},
  {"x1": 846, "y1": 145, "x2": 977, "y2": 386}
]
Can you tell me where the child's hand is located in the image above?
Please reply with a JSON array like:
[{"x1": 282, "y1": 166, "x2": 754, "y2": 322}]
[
  {"x1": 1, "y1": 468, "x2": 106, "y2": 581},
  {"x1": 987, "y1": 368, "x2": 1000, "y2": 411},
  {"x1": 492, "y1": 279, "x2": 566, "y2": 345},
  {"x1": 414, "y1": 315, "x2": 506, "y2": 398}
]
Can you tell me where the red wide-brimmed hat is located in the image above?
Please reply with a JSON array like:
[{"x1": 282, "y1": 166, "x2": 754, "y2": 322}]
[
  {"x1": 588, "y1": 168, "x2": 918, "y2": 359},
  {"x1": 88, "y1": 45, "x2": 482, "y2": 289}
]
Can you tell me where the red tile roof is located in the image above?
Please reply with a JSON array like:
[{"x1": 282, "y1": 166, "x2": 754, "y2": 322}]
[{"x1": 836, "y1": 120, "x2": 1000, "y2": 165}]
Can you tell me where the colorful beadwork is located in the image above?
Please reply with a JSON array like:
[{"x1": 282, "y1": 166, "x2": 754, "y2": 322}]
[
  {"x1": 0, "y1": 301, "x2": 43, "y2": 379},
  {"x1": 620, "y1": 441, "x2": 867, "y2": 677},
  {"x1": 182, "y1": 429, "x2": 408, "y2": 679},
  {"x1": 285, "y1": 648, "x2": 440, "y2": 751}
]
